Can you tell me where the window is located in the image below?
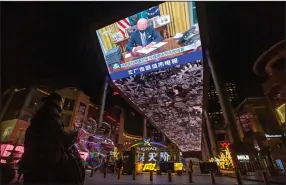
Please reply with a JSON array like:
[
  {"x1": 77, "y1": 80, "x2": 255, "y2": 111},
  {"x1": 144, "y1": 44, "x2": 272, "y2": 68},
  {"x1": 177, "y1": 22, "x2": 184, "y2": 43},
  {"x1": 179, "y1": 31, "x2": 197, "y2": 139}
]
[
  {"x1": 63, "y1": 98, "x2": 75, "y2": 111},
  {"x1": 276, "y1": 103, "x2": 285, "y2": 124}
]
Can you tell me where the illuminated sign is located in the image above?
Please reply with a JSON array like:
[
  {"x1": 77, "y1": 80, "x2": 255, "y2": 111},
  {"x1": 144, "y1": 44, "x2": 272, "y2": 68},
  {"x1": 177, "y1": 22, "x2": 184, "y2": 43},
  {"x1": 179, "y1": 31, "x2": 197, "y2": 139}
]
[
  {"x1": 143, "y1": 163, "x2": 156, "y2": 171},
  {"x1": 1, "y1": 144, "x2": 24, "y2": 164},
  {"x1": 174, "y1": 163, "x2": 183, "y2": 171},
  {"x1": 137, "y1": 153, "x2": 145, "y2": 163},
  {"x1": 265, "y1": 134, "x2": 282, "y2": 138},
  {"x1": 220, "y1": 142, "x2": 230, "y2": 147},
  {"x1": 237, "y1": 155, "x2": 250, "y2": 161},
  {"x1": 148, "y1": 152, "x2": 157, "y2": 162},
  {"x1": 143, "y1": 138, "x2": 151, "y2": 146},
  {"x1": 137, "y1": 146, "x2": 158, "y2": 152},
  {"x1": 128, "y1": 138, "x2": 166, "y2": 150},
  {"x1": 160, "y1": 152, "x2": 170, "y2": 162},
  {"x1": 106, "y1": 115, "x2": 117, "y2": 122}
]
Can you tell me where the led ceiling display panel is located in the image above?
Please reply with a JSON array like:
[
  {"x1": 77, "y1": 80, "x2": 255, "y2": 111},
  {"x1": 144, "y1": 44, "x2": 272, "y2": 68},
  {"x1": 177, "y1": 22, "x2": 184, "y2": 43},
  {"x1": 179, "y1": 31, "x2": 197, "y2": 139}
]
[
  {"x1": 114, "y1": 61, "x2": 203, "y2": 152},
  {"x1": 96, "y1": 2, "x2": 203, "y2": 152}
]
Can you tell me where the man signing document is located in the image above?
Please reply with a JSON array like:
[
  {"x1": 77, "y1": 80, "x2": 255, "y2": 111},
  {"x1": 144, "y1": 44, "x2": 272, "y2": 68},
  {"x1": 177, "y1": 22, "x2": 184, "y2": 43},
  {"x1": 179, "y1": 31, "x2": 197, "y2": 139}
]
[{"x1": 126, "y1": 18, "x2": 163, "y2": 53}]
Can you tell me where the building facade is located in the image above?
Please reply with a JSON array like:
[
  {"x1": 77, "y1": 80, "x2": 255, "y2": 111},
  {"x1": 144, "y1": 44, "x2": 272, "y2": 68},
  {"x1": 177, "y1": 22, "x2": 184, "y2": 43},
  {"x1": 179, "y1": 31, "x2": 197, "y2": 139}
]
[
  {"x1": 234, "y1": 97, "x2": 285, "y2": 173},
  {"x1": 253, "y1": 40, "x2": 285, "y2": 134},
  {"x1": 250, "y1": 39, "x2": 286, "y2": 172},
  {"x1": 0, "y1": 87, "x2": 50, "y2": 144}
]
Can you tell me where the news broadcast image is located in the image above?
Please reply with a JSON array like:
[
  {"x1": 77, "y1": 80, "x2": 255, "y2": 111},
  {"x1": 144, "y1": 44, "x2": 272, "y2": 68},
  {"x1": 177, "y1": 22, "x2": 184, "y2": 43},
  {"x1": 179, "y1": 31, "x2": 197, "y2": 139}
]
[{"x1": 96, "y1": 2, "x2": 203, "y2": 152}]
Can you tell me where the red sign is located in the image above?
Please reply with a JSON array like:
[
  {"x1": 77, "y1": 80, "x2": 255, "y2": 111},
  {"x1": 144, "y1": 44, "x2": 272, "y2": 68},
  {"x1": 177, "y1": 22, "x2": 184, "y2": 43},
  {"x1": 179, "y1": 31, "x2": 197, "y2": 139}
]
[
  {"x1": 106, "y1": 115, "x2": 117, "y2": 122},
  {"x1": 220, "y1": 142, "x2": 230, "y2": 147},
  {"x1": 1, "y1": 144, "x2": 24, "y2": 164}
]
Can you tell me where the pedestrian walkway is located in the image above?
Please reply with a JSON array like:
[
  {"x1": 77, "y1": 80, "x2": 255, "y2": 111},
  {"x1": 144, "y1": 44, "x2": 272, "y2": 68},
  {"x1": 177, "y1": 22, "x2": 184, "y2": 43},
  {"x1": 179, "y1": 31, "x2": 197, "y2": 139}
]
[
  {"x1": 84, "y1": 171, "x2": 268, "y2": 185},
  {"x1": 226, "y1": 173, "x2": 286, "y2": 185}
]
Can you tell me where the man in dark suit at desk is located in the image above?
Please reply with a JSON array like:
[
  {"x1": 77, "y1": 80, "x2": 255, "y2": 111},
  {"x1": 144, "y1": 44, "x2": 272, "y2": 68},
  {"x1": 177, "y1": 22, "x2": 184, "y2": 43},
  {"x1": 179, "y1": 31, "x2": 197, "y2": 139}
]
[{"x1": 126, "y1": 18, "x2": 163, "y2": 53}]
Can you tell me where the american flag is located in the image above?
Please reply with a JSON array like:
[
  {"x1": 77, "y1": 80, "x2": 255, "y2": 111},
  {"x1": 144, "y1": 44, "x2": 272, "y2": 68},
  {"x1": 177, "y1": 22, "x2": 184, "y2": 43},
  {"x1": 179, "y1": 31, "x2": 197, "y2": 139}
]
[{"x1": 116, "y1": 18, "x2": 131, "y2": 38}]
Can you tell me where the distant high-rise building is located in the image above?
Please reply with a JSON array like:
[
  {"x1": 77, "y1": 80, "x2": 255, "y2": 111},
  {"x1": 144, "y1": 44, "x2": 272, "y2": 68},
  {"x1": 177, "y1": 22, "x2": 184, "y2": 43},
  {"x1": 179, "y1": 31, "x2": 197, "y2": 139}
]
[{"x1": 206, "y1": 81, "x2": 241, "y2": 152}]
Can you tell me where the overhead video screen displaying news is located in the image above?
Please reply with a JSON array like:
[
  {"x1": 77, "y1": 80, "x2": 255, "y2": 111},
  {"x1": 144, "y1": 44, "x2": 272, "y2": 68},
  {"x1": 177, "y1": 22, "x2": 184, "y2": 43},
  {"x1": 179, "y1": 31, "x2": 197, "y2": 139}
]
[{"x1": 96, "y1": 2, "x2": 203, "y2": 152}]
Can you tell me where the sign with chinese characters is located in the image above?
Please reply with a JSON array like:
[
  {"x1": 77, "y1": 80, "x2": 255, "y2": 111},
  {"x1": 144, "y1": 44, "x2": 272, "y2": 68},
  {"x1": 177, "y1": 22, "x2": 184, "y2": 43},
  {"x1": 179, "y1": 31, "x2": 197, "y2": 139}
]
[
  {"x1": 160, "y1": 152, "x2": 170, "y2": 162},
  {"x1": 137, "y1": 152, "x2": 169, "y2": 163},
  {"x1": 110, "y1": 51, "x2": 202, "y2": 80},
  {"x1": 148, "y1": 152, "x2": 157, "y2": 162},
  {"x1": 237, "y1": 155, "x2": 250, "y2": 161}
]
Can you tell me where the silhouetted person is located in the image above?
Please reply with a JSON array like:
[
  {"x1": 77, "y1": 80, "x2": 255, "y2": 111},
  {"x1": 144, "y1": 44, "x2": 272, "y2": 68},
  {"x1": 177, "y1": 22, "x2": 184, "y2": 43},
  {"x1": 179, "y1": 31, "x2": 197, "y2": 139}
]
[
  {"x1": 116, "y1": 157, "x2": 123, "y2": 178},
  {"x1": 21, "y1": 93, "x2": 78, "y2": 184},
  {"x1": 189, "y1": 160, "x2": 193, "y2": 173}
]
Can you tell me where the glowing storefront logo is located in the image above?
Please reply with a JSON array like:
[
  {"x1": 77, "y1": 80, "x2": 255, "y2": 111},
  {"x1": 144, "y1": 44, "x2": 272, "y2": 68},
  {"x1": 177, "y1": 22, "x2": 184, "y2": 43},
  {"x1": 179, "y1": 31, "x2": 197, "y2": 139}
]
[
  {"x1": 237, "y1": 155, "x2": 250, "y2": 161},
  {"x1": 143, "y1": 163, "x2": 156, "y2": 171},
  {"x1": 265, "y1": 134, "x2": 282, "y2": 138},
  {"x1": 128, "y1": 138, "x2": 166, "y2": 150},
  {"x1": 143, "y1": 138, "x2": 151, "y2": 146}
]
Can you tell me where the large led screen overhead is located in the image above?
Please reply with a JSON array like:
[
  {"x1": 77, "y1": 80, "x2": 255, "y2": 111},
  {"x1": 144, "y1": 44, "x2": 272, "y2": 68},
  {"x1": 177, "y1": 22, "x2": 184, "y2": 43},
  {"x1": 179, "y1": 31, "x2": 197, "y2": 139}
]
[{"x1": 96, "y1": 2, "x2": 203, "y2": 152}]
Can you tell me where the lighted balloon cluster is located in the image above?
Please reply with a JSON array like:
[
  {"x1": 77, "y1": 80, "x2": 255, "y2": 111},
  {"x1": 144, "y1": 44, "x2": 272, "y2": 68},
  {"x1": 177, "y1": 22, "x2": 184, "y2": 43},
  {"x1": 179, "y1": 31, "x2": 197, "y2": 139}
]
[{"x1": 75, "y1": 127, "x2": 115, "y2": 169}]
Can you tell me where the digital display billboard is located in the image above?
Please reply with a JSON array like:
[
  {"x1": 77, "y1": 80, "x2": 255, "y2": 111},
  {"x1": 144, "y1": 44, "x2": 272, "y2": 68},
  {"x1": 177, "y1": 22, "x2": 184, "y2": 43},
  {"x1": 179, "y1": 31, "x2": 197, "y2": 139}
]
[{"x1": 96, "y1": 2, "x2": 203, "y2": 152}]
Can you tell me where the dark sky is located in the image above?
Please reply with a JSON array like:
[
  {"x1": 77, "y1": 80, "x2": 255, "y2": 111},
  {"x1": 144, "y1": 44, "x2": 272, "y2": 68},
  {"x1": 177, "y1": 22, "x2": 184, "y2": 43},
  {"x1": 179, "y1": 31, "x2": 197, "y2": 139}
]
[
  {"x1": 2, "y1": 2, "x2": 285, "y2": 104},
  {"x1": 204, "y1": 2, "x2": 285, "y2": 99}
]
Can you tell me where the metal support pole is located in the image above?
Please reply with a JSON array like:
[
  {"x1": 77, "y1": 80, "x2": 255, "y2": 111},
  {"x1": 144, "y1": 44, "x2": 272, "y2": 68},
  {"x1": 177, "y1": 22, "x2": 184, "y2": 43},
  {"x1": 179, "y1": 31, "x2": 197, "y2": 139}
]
[
  {"x1": 117, "y1": 168, "x2": 121, "y2": 179},
  {"x1": 98, "y1": 75, "x2": 109, "y2": 129},
  {"x1": 210, "y1": 171, "x2": 216, "y2": 184},
  {"x1": 204, "y1": 109, "x2": 218, "y2": 156},
  {"x1": 206, "y1": 51, "x2": 242, "y2": 185},
  {"x1": 103, "y1": 168, "x2": 107, "y2": 178},
  {"x1": 90, "y1": 168, "x2": 94, "y2": 177},
  {"x1": 168, "y1": 170, "x2": 172, "y2": 182},
  {"x1": 143, "y1": 118, "x2": 147, "y2": 138},
  {"x1": 132, "y1": 166, "x2": 136, "y2": 180},
  {"x1": 188, "y1": 170, "x2": 193, "y2": 183},
  {"x1": 262, "y1": 171, "x2": 270, "y2": 185},
  {"x1": 150, "y1": 170, "x2": 153, "y2": 182}
]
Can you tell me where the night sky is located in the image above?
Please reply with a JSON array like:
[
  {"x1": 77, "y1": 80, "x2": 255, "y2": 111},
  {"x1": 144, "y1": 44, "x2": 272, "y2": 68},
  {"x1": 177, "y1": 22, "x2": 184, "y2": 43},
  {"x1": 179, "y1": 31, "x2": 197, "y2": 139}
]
[{"x1": 2, "y1": 2, "x2": 285, "y2": 105}]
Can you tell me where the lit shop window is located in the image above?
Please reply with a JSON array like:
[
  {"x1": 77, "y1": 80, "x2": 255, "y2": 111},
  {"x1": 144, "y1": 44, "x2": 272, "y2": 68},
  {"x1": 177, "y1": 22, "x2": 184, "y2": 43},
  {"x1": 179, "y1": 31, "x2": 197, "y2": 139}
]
[{"x1": 276, "y1": 103, "x2": 285, "y2": 125}]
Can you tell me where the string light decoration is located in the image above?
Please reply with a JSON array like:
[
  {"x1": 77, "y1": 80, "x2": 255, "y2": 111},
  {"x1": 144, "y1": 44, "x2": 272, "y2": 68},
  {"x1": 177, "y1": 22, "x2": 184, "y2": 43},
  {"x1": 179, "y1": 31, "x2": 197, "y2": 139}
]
[{"x1": 209, "y1": 143, "x2": 234, "y2": 169}]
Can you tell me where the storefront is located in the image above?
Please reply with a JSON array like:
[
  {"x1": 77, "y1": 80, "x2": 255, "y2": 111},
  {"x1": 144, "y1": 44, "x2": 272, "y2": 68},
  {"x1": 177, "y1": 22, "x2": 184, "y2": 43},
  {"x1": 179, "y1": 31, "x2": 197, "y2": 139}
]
[{"x1": 124, "y1": 138, "x2": 182, "y2": 173}]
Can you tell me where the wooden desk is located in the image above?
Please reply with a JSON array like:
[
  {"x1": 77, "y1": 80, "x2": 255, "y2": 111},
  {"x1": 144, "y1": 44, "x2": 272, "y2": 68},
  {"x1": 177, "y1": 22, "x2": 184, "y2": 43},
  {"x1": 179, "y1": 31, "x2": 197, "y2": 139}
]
[
  {"x1": 121, "y1": 38, "x2": 184, "y2": 64},
  {"x1": 115, "y1": 24, "x2": 170, "y2": 53},
  {"x1": 109, "y1": 38, "x2": 198, "y2": 73}
]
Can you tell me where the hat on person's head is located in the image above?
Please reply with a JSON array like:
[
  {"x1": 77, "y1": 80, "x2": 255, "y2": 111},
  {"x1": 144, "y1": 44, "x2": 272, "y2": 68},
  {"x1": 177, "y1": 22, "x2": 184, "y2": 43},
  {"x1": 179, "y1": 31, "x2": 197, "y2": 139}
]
[{"x1": 42, "y1": 93, "x2": 62, "y2": 104}]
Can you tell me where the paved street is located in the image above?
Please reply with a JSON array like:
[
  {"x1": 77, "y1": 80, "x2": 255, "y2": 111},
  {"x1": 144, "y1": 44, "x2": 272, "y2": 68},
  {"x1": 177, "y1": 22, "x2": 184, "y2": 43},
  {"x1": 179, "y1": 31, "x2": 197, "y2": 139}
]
[{"x1": 84, "y1": 171, "x2": 268, "y2": 185}]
